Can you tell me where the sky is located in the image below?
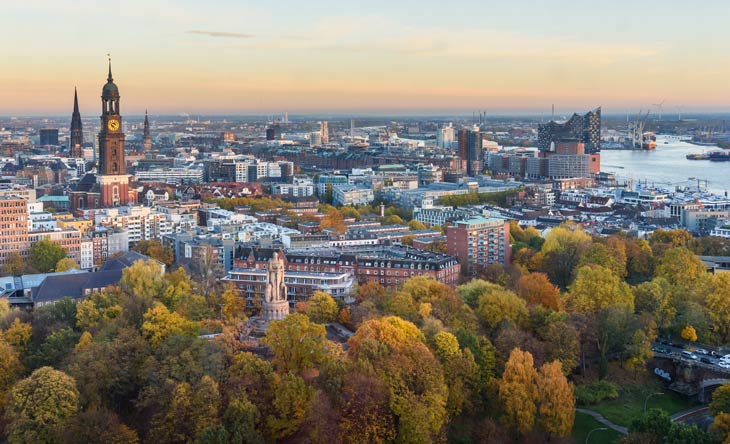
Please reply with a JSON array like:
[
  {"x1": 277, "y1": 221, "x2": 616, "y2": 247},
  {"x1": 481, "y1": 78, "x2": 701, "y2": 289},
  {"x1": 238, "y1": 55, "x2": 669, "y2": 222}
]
[{"x1": 2, "y1": 0, "x2": 730, "y2": 115}]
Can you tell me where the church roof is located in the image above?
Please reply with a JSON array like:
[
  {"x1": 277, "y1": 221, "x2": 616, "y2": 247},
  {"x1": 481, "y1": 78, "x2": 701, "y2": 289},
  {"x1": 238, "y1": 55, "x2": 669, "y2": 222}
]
[{"x1": 102, "y1": 60, "x2": 120, "y2": 99}]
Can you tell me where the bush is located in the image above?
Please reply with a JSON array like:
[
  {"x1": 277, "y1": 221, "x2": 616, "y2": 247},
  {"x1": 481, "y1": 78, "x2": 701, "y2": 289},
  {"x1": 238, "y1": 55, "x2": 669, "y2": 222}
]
[{"x1": 575, "y1": 380, "x2": 620, "y2": 405}]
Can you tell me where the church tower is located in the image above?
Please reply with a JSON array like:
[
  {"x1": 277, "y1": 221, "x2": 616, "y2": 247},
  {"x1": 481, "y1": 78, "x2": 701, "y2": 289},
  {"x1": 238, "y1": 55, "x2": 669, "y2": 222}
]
[
  {"x1": 69, "y1": 87, "x2": 84, "y2": 158},
  {"x1": 143, "y1": 110, "x2": 152, "y2": 152},
  {"x1": 96, "y1": 58, "x2": 130, "y2": 207}
]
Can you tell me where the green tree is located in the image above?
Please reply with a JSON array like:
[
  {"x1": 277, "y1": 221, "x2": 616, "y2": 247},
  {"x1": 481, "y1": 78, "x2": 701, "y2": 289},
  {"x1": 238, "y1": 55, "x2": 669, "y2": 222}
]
[
  {"x1": 262, "y1": 313, "x2": 329, "y2": 374},
  {"x1": 5, "y1": 366, "x2": 80, "y2": 444},
  {"x1": 579, "y1": 242, "x2": 627, "y2": 278},
  {"x1": 55, "y1": 257, "x2": 80, "y2": 272},
  {"x1": 265, "y1": 372, "x2": 312, "y2": 440},
  {"x1": 710, "y1": 384, "x2": 730, "y2": 416},
  {"x1": 633, "y1": 277, "x2": 676, "y2": 330},
  {"x1": 28, "y1": 239, "x2": 67, "y2": 273},
  {"x1": 224, "y1": 397, "x2": 264, "y2": 444},
  {"x1": 477, "y1": 287, "x2": 528, "y2": 329},
  {"x1": 305, "y1": 291, "x2": 339, "y2": 324},
  {"x1": 55, "y1": 408, "x2": 139, "y2": 444},
  {"x1": 540, "y1": 224, "x2": 592, "y2": 288},
  {"x1": 382, "y1": 214, "x2": 404, "y2": 225}
]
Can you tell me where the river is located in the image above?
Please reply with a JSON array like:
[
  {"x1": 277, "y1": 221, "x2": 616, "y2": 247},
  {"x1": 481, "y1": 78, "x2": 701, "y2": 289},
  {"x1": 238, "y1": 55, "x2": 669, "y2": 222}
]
[{"x1": 600, "y1": 137, "x2": 730, "y2": 195}]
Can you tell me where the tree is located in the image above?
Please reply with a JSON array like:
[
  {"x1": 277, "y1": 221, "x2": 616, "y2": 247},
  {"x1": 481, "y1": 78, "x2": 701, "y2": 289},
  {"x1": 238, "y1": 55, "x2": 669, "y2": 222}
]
[
  {"x1": 3, "y1": 317, "x2": 32, "y2": 354},
  {"x1": 477, "y1": 287, "x2": 528, "y2": 329},
  {"x1": 224, "y1": 397, "x2": 264, "y2": 444},
  {"x1": 141, "y1": 304, "x2": 199, "y2": 346},
  {"x1": 705, "y1": 274, "x2": 730, "y2": 343},
  {"x1": 540, "y1": 225, "x2": 592, "y2": 288},
  {"x1": 382, "y1": 214, "x2": 404, "y2": 225},
  {"x1": 262, "y1": 314, "x2": 329, "y2": 374},
  {"x1": 681, "y1": 325, "x2": 698, "y2": 342},
  {"x1": 28, "y1": 239, "x2": 67, "y2": 273},
  {"x1": 536, "y1": 360, "x2": 575, "y2": 438},
  {"x1": 408, "y1": 219, "x2": 426, "y2": 231},
  {"x1": 711, "y1": 412, "x2": 730, "y2": 443},
  {"x1": 220, "y1": 282, "x2": 246, "y2": 324},
  {"x1": 541, "y1": 322, "x2": 580, "y2": 375},
  {"x1": 132, "y1": 240, "x2": 175, "y2": 266},
  {"x1": 305, "y1": 291, "x2": 339, "y2": 324},
  {"x1": 633, "y1": 278, "x2": 676, "y2": 330},
  {"x1": 457, "y1": 279, "x2": 504, "y2": 308},
  {"x1": 710, "y1": 384, "x2": 730, "y2": 416},
  {"x1": 579, "y1": 242, "x2": 627, "y2": 278},
  {"x1": 338, "y1": 372, "x2": 396, "y2": 444},
  {"x1": 348, "y1": 317, "x2": 448, "y2": 444},
  {"x1": 189, "y1": 244, "x2": 224, "y2": 300},
  {"x1": 516, "y1": 272, "x2": 562, "y2": 310},
  {"x1": 265, "y1": 372, "x2": 312, "y2": 440},
  {"x1": 566, "y1": 265, "x2": 633, "y2": 312},
  {"x1": 2, "y1": 252, "x2": 27, "y2": 276},
  {"x1": 0, "y1": 338, "x2": 21, "y2": 410},
  {"x1": 319, "y1": 208, "x2": 347, "y2": 235},
  {"x1": 5, "y1": 366, "x2": 80, "y2": 444},
  {"x1": 55, "y1": 408, "x2": 139, "y2": 444},
  {"x1": 55, "y1": 257, "x2": 80, "y2": 272},
  {"x1": 498, "y1": 348, "x2": 538, "y2": 435},
  {"x1": 120, "y1": 259, "x2": 165, "y2": 300},
  {"x1": 655, "y1": 247, "x2": 707, "y2": 286}
]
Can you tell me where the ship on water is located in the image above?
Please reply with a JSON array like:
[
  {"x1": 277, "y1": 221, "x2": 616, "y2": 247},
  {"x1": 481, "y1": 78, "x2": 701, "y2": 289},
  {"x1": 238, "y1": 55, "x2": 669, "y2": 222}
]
[
  {"x1": 635, "y1": 132, "x2": 657, "y2": 150},
  {"x1": 709, "y1": 151, "x2": 730, "y2": 161},
  {"x1": 686, "y1": 153, "x2": 710, "y2": 160}
]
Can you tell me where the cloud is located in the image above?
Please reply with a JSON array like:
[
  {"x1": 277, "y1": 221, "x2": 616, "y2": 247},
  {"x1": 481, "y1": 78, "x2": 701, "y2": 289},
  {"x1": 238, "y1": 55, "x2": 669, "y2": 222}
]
[{"x1": 186, "y1": 30, "x2": 255, "y2": 39}]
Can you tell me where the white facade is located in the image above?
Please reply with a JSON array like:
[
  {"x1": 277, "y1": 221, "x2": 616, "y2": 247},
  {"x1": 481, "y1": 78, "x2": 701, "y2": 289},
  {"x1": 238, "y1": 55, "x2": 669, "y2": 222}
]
[{"x1": 80, "y1": 240, "x2": 94, "y2": 270}]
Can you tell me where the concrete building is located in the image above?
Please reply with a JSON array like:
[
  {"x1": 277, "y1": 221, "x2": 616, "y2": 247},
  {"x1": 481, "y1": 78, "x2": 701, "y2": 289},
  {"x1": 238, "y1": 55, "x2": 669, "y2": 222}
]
[
  {"x1": 272, "y1": 176, "x2": 315, "y2": 197},
  {"x1": 94, "y1": 206, "x2": 172, "y2": 244},
  {"x1": 333, "y1": 184, "x2": 375, "y2": 206},
  {"x1": 447, "y1": 216, "x2": 511, "y2": 276}
]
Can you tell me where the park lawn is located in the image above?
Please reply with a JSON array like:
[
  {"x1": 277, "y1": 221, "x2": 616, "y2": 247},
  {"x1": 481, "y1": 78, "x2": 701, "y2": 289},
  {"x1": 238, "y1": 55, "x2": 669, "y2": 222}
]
[
  {"x1": 572, "y1": 412, "x2": 622, "y2": 444},
  {"x1": 589, "y1": 384, "x2": 693, "y2": 427}
]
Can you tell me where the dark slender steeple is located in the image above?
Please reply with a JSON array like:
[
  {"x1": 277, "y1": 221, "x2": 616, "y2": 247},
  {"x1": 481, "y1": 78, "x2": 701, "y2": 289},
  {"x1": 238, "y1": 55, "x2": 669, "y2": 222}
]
[
  {"x1": 143, "y1": 109, "x2": 151, "y2": 152},
  {"x1": 69, "y1": 87, "x2": 84, "y2": 158}
]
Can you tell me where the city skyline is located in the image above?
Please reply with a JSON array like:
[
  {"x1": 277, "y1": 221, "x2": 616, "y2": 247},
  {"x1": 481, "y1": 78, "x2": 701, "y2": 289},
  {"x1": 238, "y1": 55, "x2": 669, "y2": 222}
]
[{"x1": 4, "y1": 0, "x2": 730, "y2": 115}]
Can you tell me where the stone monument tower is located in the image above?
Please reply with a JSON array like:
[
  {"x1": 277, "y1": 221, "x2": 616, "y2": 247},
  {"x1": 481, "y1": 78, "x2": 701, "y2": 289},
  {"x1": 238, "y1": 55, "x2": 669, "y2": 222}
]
[{"x1": 262, "y1": 251, "x2": 289, "y2": 321}]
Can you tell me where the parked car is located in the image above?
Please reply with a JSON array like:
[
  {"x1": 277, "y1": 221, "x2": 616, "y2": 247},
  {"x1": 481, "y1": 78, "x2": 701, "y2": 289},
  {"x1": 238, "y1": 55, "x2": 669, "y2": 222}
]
[
  {"x1": 659, "y1": 339, "x2": 672, "y2": 346},
  {"x1": 681, "y1": 351, "x2": 698, "y2": 360},
  {"x1": 695, "y1": 348, "x2": 708, "y2": 355},
  {"x1": 654, "y1": 346, "x2": 669, "y2": 354},
  {"x1": 672, "y1": 343, "x2": 686, "y2": 349},
  {"x1": 719, "y1": 362, "x2": 730, "y2": 369},
  {"x1": 700, "y1": 357, "x2": 713, "y2": 364}
]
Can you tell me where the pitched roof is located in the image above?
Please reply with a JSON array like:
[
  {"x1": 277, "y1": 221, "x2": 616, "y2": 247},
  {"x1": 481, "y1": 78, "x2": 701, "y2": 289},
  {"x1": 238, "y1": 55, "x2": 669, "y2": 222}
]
[{"x1": 32, "y1": 269, "x2": 123, "y2": 304}]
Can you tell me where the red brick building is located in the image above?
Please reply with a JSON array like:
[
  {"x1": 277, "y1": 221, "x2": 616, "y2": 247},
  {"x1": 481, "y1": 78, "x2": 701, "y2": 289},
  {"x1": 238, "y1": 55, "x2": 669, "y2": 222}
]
[{"x1": 447, "y1": 217, "x2": 511, "y2": 276}]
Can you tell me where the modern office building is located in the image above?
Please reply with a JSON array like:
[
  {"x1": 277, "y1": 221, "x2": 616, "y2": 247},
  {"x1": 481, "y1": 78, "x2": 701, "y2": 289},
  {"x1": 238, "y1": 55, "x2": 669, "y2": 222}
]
[{"x1": 39, "y1": 129, "x2": 59, "y2": 146}]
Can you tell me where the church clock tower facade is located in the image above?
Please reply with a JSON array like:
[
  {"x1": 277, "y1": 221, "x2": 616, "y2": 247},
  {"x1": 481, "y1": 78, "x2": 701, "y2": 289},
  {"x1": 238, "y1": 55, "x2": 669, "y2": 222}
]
[{"x1": 97, "y1": 60, "x2": 130, "y2": 207}]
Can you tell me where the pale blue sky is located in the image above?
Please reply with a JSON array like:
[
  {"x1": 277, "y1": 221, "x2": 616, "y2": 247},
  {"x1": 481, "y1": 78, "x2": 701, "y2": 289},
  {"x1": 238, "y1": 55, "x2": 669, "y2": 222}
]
[{"x1": 2, "y1": 0, "x2": 730, "y2": 114}]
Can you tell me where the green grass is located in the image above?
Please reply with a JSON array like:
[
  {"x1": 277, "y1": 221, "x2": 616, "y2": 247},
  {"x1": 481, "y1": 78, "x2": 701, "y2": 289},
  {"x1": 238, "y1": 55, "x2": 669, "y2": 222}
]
[
  {"x1": 572, "y1": 412, "x2": 622, "y2": 444},
  {"x1": 588, "y1": 383, "x2": 693, "y2": 427}
]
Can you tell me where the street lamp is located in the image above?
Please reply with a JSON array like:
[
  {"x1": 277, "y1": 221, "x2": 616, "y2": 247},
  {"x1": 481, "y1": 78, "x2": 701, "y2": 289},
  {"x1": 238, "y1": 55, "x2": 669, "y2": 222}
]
[
  {"x1": 644, "y1": 392, "x2": 664, "y2": 414},
  {"x1": 586, "y1": 427, "x2": 608, "y2": 444}
]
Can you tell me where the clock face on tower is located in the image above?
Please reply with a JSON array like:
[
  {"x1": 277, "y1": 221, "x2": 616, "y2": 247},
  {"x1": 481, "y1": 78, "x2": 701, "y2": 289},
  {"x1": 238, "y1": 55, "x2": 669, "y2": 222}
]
[{"x1": 107, "y1": 119, "x2": 120, "y2": 131}]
